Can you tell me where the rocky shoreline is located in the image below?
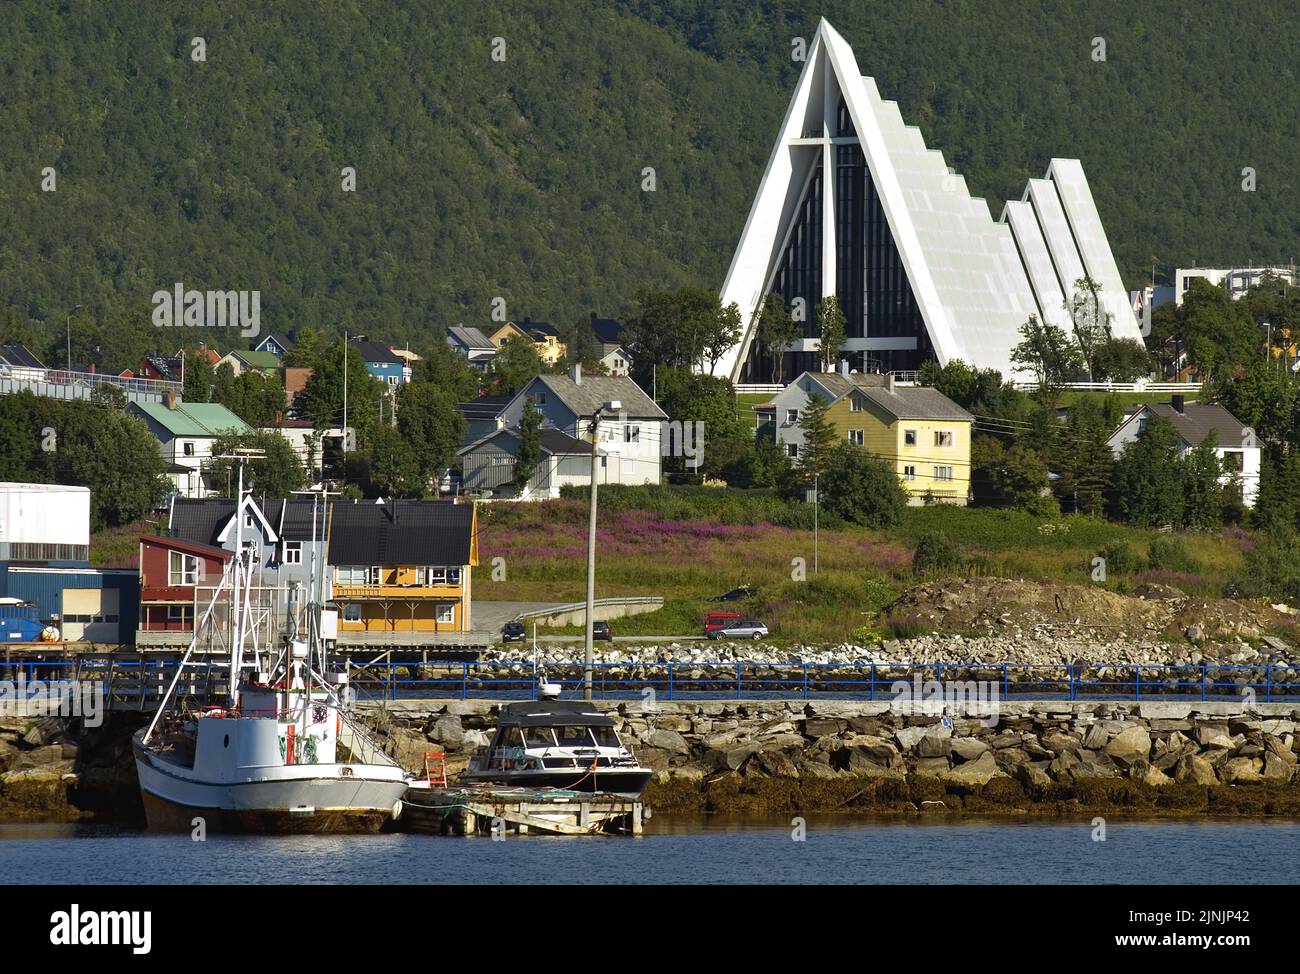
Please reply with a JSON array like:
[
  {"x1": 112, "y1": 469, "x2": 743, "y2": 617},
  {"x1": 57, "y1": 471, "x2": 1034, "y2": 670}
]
[
  {"x1": 369, "y1": 698, "x2": 1300, "y2": 818},
  {"x1": 6, "y1": 700, "x2": 1300, "y2": 824}
]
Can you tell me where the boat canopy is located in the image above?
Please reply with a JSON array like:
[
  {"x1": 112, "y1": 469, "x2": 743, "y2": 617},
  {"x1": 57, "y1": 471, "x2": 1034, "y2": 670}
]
[{"x1": 497, "y1": 702, "x2": 616, "y2": 728}]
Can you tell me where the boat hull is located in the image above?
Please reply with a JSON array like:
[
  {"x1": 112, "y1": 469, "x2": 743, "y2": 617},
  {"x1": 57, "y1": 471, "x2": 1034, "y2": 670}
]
[{"x1": 133, "y1": 737, "x2": 408, "y2": 835}]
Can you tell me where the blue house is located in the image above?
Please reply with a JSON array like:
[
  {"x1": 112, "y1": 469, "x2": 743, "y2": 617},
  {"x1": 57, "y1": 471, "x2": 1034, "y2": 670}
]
[{"x1": 349, "y1": 336, "x2": 408, "y2": 386}]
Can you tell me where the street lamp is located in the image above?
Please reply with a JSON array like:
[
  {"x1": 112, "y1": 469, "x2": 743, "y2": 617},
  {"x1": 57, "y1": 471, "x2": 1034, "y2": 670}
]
[
  {"x1": 66, "y1": 305, "x2": 82, "y2": 371},
  {"x1": 584, "y1": 399, "x2": 621, "y2": 701}
]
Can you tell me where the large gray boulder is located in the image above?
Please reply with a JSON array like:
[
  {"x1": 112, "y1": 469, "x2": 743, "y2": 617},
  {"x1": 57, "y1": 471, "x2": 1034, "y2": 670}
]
[
  {"x1": 1105, "y1": 726, "x2": 1152, "y2": 766},
  {"x1": 950, "y1": 737, "x2": 989, "y2": 762},
  {"x1": 1174, "y1": 753, "x2": 1218, "y2": 785},
  {"x1": 941, "y1": 751, "x2": 1001, "y2": 786},
  {"x1": 428, "y1": 714, "x2": 464, "y2": 746},
  {"x1": 643, "y1": 729, "x2": 690, "y2": 755}
]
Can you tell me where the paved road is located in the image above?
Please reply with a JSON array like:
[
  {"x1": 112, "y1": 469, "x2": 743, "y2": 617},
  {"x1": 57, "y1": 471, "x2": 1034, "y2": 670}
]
[{"x1": 471, "y1": 600, "x2": 562, "y2": 634}]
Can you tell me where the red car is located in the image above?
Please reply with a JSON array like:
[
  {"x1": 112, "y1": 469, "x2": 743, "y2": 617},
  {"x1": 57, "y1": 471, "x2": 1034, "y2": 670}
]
[{"x1": 703, "y1": 611, "x2": 741, "y2": 637}]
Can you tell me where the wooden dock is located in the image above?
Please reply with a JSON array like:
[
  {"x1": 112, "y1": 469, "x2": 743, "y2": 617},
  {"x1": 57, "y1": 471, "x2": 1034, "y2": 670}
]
[{"x1": 400, "y1": 784, "x2": 645, "y2": 836}]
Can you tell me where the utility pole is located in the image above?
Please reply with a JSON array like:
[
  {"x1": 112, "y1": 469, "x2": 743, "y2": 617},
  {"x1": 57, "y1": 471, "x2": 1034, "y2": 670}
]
[
  {"x1": 583, "y1": 399, "x2": 620, "y2": 701},
  {"x1": 342, "y1": 330, "x2": 349, "y2": 451},
  {"x1": 813, "y1": 472, "x2": 819, "y2": 575}
]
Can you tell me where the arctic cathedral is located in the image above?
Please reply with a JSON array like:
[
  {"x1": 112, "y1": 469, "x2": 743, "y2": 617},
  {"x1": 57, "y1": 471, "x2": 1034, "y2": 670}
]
[{"x1": 716, "y1": 19, "x2": 1143, "y2": 384}]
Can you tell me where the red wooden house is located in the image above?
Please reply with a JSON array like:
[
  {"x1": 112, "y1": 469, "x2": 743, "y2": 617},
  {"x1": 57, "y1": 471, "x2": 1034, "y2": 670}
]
[{"x1": 137, "y1": 535, "x2": 230, "y2": 631}]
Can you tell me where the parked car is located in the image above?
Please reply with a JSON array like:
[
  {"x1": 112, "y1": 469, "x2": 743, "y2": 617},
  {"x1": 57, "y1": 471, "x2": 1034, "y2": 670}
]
[
  {"x1": 501, "y1": 621, "x2": 526, "y2": 643},
  {"x1": 592, "y1": 620, "x2": 613, "y2": 641},
  {"x1": 707, "y1": 586, "x2": 757, "y2": 603},
  {"x1": 706, "y1": 619, "x2": 769, "y2": 640},
  {"x1": 703, "y1": 611, "x2": 742, "y2": 636}
]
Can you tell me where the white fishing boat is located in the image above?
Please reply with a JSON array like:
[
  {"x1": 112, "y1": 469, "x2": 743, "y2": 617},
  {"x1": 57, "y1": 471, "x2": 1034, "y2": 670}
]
[{"x1": 133, "y1": 464, "x2": 409, "y2": 833}]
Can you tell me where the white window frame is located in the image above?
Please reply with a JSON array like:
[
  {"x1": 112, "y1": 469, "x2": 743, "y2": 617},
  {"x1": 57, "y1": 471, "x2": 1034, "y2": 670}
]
[
  {"x1": 785, "y1": 409, "x2": 799, "y2": 426},
  {"x1": 904, "y1": 430, "x2": 917, "y2": 446},
  {"x1": 786, "y1": 443, "x2": 799, "y2": 459},
  {"x1": 934, "y1": 430, "x2": 953, "y2": 448},
  {"x1": 848, "y1": 429, "x2": 864, "y2": 446},
  {"x1": 168, "y1": 550, "x2": 200, "y2": 586},
  {"x1": 436, "y1": 604, "x2": 455, "y2": 624},
  {"x1": 342, "y1": 604, "x2": 362, "y2": 622},
  {"x1": 903, "y1": 465, "x2": 917, "y2": 481},
  {"x1": 283, "y1": 541, "x2": 302, "y2": 565},
  {"x1": 934, "y1": 465, "x2": 954, "y2": 481}
]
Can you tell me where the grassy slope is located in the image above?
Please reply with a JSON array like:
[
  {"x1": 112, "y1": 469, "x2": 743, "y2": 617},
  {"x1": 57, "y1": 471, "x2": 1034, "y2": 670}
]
[{"x1": 477, "y1": 497, "x2": 1248, "y2": 644}]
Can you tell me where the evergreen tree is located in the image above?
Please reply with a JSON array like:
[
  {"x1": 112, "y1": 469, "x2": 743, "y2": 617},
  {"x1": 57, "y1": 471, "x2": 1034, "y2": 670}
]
[
  {"x1": 815, "y1": 296, "x2": 846, "y2": 372},
  {"x1": 796, "y1": 393, "x2": 836, "y2": 478},
  {"x1": 1112, "y1": 416, "x2": 1185, "y2": 527},
  {"x1": 514, "y1": 398, "x2": 544, "y2": 492}
]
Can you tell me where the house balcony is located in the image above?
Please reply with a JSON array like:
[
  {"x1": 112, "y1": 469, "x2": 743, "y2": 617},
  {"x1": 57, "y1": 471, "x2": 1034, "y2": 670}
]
[{"x1": 332, "y1": 583, "x2": 464, "y2": 600}]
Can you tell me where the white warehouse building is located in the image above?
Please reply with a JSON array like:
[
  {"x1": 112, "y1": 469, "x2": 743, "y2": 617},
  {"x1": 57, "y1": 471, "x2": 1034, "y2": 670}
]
[{"x1": 715, "y1": 19, "x2": 1143, "y2": 384}]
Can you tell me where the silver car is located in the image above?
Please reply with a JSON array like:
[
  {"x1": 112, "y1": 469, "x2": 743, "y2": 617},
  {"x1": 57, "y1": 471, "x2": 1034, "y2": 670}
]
[{"x1": 707, "y1": 619, "x2": 769, "y2": 640}]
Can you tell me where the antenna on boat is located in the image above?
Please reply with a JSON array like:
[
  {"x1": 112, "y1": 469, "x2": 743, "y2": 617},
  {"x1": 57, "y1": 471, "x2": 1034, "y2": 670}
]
[{"x1": 214, "y1": 448, "x2": 265, "y2": 709}]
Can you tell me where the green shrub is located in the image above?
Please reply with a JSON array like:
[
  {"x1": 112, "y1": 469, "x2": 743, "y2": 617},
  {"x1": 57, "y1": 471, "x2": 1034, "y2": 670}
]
[
  {"x1": 912, "y1": 531, "x2": 964, "y2": 576},
  {"x1": 1147, "y1": 535, "x2": 1199, "y2": 573},
  {"x1": 1098, "y1": 539, "x2": 1143, "y2": 575}
]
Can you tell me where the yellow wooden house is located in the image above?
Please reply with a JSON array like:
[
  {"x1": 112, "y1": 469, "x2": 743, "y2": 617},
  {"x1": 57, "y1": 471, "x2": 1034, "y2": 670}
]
[
  {"x1": 760, "y1": 370, "x2": 973, "y2": 505},
  {"x1": 489, "y1": 318, "x2": 567, "y2": 366},
  {"x1": 327, "y1": 499, "x2": 479, "y2": 634}
]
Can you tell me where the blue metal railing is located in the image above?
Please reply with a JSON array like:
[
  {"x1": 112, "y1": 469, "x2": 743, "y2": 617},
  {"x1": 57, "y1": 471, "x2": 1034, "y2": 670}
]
[
  {"x1": 5, "y1": 658, "x2": 1295, "y2": 708},
  {"x1": 338, "y1": 660, "x2": 1300, "y2": 704}
]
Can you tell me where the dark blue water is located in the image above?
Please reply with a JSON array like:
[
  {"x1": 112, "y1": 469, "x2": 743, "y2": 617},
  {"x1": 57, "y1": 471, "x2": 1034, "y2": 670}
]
[{"x1": 2, "y1": 818, "x2": 1297, "y2": 884}]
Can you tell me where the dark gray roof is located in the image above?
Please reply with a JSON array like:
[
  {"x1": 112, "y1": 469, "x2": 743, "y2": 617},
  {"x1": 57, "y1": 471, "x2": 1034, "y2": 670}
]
[
  {"x1": 1146, "y1": 402, "x2": 1249, "y2": 446},
  {"x1": 447, "y1": 326, "x2": 496, "y2": 351},
  {"x1": 460, "y1": 426, "x2": 593, "y2": 458},
  {"x1": 328, "y1": 500, "x2": 474, "y2": 566},
  {"x1": 348, "y1": 337, "x2": 403, "y2": 365},
  {"x1": 458, "y1": 393, "x2": 513, "y2": 421},
  {"x1": 0, "y1": 343, "x2": 45, "y2": 369},
  {"x1": 169, "y1": 497, "x2": 328, "y2": 544},
  {"x1": 518, "y1": 318, "x2": 559, "y2": 339},
  {"x1": 528, "y1": 373, "x2": 666, "y2": 420},
  {"x1": 856, "y1": 385, "x2": 974, "y2": 422},
  {"x1": 589, "y1": 314, "x2": 624, "y2": 345}
]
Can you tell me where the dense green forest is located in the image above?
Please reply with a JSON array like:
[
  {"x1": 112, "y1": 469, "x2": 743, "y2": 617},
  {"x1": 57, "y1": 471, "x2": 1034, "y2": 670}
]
[{"x1": 1, "y1": 0, "x2": 1296, "y2": 365}]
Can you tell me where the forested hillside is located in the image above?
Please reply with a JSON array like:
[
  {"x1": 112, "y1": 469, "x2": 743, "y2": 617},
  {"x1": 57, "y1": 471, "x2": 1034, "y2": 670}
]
[{"x1": 1, "y1": 0, "x2": 1296, "y2": 363}]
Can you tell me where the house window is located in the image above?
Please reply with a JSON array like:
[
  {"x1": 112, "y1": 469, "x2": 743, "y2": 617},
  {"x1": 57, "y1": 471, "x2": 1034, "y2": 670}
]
[
  {"x1": 850, "y1": 396, "x2": 864, "y2": 412},
  {"x1": 848, "y1": 430, "x2": 864, "y2": 446},
  {"x1": 283, "y1": 542, "x2": 302, "y2": 565},
  {"x1": 934, "y1": 465, "x2": 954, "y2": 481},
  {"x1": 417, "y1": 567, "x2": 449, "y2": 585},
  {"x1": 342, "y1": 604, "x2": 361, "y2": 622},
  {"x1": 244, "y1": 513, "x2": 255, "y2": 529},
  {"x1": 388, "y1": 375, "x2": 399, "y2": 385},
  {"x1": 166, "y1": 606, "x2": 191, "y2": 622},
  {"x1": 785, "y1": 409, "x2": 799, "y2": 426},
  {"x1": 1138, "y1": 418, "x2": 1149, "y2": 435},
  {"x1": 624, "y1": 425, "x2": 640, "y2": 443},
  {"x1": 168, "y1": 550, "x2": 200, "y2": 585},
  {"x1": 786, "y1": 443, "x2": 799, "y2": 459},
  {"x1": 182, "y1": 441, "x2": 195, "y2": 457},
  {"x1": 903, "y1": 465, "x2": 916, "y2": 481},
  {"x1": 1221, "y1": 451, "x2": 1243, "y2": 472},
  {"x1": 904, "y1": 430, "x2": 917, "y2": 446},
  {"x1": 336, "y1": 566, "x2": 376, "y2": 585},
  {"x1": 934, "y1": 431, "x2": 953, "y2": 447},
  {"x1": 436, "y1": 604, "x2": 455, "y2": 624}
]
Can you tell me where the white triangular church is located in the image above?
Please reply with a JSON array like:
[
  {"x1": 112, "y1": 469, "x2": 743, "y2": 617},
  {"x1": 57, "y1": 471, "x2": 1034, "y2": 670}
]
[{"x1": 716, "y1": 19, "x2": 1141, "y2": 383}]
